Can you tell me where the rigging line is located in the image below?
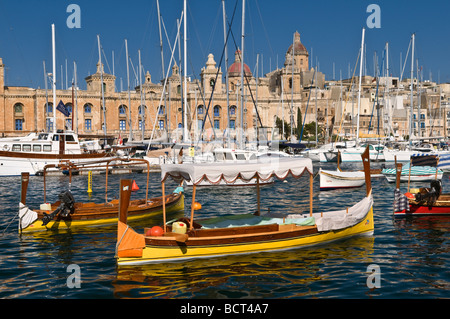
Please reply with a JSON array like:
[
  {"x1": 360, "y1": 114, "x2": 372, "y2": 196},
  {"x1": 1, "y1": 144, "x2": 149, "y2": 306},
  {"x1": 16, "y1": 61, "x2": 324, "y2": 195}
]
[
  {"x1": 187, "y1": 56, "x2": 217, "y2": 141},
  {"x1": 204, "y1": 2, "x2": 223, "y2": 58},
  {"x1": 299, "y1": 68, "x2": 316, "y2": 142},
  {"x1": 227, "y1": 21, "x2": 264, "y2": 131},
  {"x1": 146, "y1": 10, "x2": 184, "y2": 152},
  {"x1": 335, "y1": 49, "x2": 361, "y2": 142},
  {"x1": 185, "y1": 0, "x2": 205, "y2": 59},
  {"x1": 196, "y1": 0, "x2": 239, "y2": 145},
  {"x1": 400, "y1": 38, "x2": 411, "y2": 82},
  {"x1": 254, "y1": 0, "x2": 275, "y2": 59},
  {"x1": 368, "y1": 52, "x2": 381, "y2": 134},
  {"x1": 101, "y1": 47, "x2": 113, "y2": 75}
]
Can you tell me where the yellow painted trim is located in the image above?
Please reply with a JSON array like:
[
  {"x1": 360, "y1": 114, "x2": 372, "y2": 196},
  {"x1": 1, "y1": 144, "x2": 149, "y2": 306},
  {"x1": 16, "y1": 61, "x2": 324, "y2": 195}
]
[
  {"x1": 20, "y1": 194, "x2": 184, "y2": 233},
  {"x1": 118, "y1": 206, "x2": 374, "y2": 266}
]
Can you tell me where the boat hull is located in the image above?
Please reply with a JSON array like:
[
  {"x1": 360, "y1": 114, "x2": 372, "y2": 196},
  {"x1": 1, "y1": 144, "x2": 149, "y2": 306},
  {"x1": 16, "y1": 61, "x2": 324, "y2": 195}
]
[
  {"x1": 20, "y1": 193, "x2": 184, "y2": 233},
  {"x1": 319, "y1": 169, "x2": 365, "y2": 191},
  {"x1": 117, "y1": 207, "x2": 374, "y2": 266},
  {"x1": 0, "y1": 150, "x2": 115, "y2": 176},
  {"x1": 384, "y1": 172, "x2": 443, "y2": 183},
  {"x1": 395, "y1": 204, "x2": 450, "y2": 217}
]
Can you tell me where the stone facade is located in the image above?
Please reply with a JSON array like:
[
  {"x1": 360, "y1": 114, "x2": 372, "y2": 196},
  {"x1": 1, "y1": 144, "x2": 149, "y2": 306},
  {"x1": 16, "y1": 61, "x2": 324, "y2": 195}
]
[{"x1": 1, "y1": 31, "x2": 449, "y2": 144}]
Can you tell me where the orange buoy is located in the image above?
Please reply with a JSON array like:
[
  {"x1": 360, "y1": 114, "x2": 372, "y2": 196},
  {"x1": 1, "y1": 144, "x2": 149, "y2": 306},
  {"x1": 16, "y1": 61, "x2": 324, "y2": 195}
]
[
  {"x1": 146, "y1": 226, "x2": 164, "y2": 237},
  {"x1": 404, "y1": 192, "x2": 415, "y2": 199},
  {"x1": 131, "y1": 180, "x2": 139, "y2": 192},
  {"x1": 193, "y1": 202, "x2": 202, "y2": 210}
]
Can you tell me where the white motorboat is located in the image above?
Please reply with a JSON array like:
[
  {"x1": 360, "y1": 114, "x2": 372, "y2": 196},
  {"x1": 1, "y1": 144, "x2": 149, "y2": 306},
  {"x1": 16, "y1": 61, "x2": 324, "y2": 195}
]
[{"x1": 0, "y1": 130, "x2": 116, "y2": 176}]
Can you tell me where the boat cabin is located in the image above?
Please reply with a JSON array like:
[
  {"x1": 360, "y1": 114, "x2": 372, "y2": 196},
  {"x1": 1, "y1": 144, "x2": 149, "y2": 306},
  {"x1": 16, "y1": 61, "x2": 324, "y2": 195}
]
[{"x1": 0, "y1": 130, "x2": 83, "y2": 155}]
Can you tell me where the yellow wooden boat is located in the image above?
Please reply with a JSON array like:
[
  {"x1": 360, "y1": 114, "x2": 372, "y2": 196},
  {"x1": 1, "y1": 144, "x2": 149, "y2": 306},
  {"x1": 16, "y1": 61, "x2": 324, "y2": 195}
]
[
  {"x1": 115, "y1": 147, "x2": 374, "y2": 266},
  {"x1": 18, "y1": 158, "x2": 184, "y2": 233}
]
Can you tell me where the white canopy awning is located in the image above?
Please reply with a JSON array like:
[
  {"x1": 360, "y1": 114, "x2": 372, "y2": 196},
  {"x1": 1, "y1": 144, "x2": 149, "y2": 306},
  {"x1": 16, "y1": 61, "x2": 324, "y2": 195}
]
[{"x1": 161, "y1": 157, "x2": 313, "y2": 185}]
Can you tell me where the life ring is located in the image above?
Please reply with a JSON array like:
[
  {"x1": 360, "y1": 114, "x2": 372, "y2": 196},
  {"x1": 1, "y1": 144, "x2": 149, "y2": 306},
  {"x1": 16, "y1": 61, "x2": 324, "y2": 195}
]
[{"x1": 2, "y1": 144, "x2": 10, "y2": 151}]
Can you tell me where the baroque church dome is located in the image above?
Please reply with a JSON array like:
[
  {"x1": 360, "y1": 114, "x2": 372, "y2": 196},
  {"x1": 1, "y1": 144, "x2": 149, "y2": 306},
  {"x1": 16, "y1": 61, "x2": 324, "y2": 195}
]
[{"x1": 227, "y1": 49, "x2": 252, "y2": 77}]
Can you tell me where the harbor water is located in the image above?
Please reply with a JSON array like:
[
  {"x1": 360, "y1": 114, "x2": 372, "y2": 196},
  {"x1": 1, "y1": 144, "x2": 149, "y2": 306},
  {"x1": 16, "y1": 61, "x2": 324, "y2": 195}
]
[{"x1": 0, "y1": 162, "x2": 448, "y2": 299}]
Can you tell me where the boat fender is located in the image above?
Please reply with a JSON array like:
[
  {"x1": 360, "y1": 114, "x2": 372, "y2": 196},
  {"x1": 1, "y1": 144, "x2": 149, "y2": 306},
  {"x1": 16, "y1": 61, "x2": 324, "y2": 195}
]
[
  {"x1": 147, "y1": 226, "x2": 164, "y2": 237},
  {"x1": 172, "y1": 222, "x2": 187, "y2": 234},
  {"x1": 176, "y1": 217, "x2": 202, "y2": 230}
]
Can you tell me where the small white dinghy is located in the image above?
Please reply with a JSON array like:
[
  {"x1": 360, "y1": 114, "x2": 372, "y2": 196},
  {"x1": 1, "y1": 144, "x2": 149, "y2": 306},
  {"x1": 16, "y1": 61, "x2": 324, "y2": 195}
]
[
  {"x1": 319, "y1": 169, "x2": 365, "y2": 191},
  {"x1": 319, "y1": 150, "x2": 365, "y2": 191}
]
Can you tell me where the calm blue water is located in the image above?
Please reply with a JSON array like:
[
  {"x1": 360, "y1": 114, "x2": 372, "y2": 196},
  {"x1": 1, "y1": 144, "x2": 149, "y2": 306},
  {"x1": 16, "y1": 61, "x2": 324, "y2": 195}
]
[{"x1": 0, "y1": 162, "x2": 448, "y2": 300}]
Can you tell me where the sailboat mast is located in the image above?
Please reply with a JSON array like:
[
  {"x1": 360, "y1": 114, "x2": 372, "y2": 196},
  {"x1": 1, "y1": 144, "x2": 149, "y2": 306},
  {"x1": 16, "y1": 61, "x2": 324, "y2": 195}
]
[
  {"x1": 74, "y1": 61, "x2": 78, "y2": 134},
  {"x1": 291, "y1": 33, "x2": 294, "y2": 142},
  {"x1": 240, "y1": 0, "x2": 246, "y2": 149},
  {"x1": 51, "y1": 24, "x2": 56, "y2": 133},
  {"x1": 222, "y1": 0, "x2": 230, "y2": 147},
  {"x1": 409, "y1": 33, "x2": 415, "y2": 150},
  {"x1": 43, "y1": 61, "x2": 49, "y2": 132},
  {"x1": 183, "y1": 0, "x2": 189, "y2": 143},
  {"x1": 356, "y1": 27, "x2": 365, "y2": 145},
  {"x1": 139, "y1": 50, "x2": 144, "y2": 141},
  {"x1": 156, "y1": 0, "x2": 168, "y2": 138},
  {"x1": 98, "y1": 35, "x2": 107, "y2": 140},
  {"x1": 125, "y1": 39, "x2": 133, "y2": 141}
]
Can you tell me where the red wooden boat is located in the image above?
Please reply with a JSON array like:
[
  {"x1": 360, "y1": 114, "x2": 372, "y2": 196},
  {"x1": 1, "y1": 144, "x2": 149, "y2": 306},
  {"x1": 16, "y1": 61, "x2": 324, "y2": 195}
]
[{"x1": 393, "y1": 162, "x2": 450, "y2": 217}]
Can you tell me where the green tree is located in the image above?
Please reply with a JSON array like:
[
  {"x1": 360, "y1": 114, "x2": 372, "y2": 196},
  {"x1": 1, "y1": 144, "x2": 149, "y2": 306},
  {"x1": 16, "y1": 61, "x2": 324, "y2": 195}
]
[
  {"x1": 275, "y1": 117, "x2": 291, "y2": 140},
  {"x1": 296, "y1": 107, "x2": 302, "y2": 140}
]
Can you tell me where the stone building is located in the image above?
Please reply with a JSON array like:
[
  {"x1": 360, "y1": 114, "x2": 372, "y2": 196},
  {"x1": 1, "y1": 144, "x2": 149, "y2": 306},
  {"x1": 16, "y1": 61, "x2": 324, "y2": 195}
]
[{"x1": 2, "y1": 30, "x2": 447, "y2": 145}]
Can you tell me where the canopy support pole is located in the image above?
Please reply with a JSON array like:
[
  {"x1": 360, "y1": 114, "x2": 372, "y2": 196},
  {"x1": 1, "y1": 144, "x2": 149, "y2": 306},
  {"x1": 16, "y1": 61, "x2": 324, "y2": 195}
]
[
  {"x1": 256, "y1": 176, "x2": 261, "y2": 216},
  {"x1": 435, "y1": 158, "x2": 440, "y2": 180},
  {"x1": 21, "y1": 172, "x2": 29, "y2": 205},
  {"x1": 309, "y1": 173, "x2": 313, "y2": 216},
  {"x1": 162, "y1": 181, "x2": 167, "y2": 233},
  {"x1": 189, "y1": 185, "x2": 197, "y2": 231},
  {"x1": 408, "y1": 158, "x2": 412, "y2": 192}
]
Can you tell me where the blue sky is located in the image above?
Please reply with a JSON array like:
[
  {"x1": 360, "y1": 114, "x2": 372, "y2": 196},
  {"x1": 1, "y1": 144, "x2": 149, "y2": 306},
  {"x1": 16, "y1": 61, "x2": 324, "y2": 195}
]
[{"x1": 0, "y1": 0, "x2": 449, "y2": 90}]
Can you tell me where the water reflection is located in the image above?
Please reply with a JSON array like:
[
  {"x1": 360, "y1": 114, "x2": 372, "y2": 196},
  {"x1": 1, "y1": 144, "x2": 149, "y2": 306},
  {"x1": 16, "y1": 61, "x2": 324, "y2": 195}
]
[{"x1": 113, "y1": 236, "x2": 375, "y2": 298}]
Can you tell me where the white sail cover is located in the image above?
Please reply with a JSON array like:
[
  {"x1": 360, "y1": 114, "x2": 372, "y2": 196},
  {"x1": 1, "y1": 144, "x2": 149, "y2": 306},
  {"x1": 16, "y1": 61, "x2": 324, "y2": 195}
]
[
  {"x1": 288, "y1": 195, "x2": 373, "y2": 232},
  {"x1": 19, "y1": 202, "x2": 38, "y2": 231},
  {"x1": 161, "y1": 157, "x2": 313, "y2": 185}
]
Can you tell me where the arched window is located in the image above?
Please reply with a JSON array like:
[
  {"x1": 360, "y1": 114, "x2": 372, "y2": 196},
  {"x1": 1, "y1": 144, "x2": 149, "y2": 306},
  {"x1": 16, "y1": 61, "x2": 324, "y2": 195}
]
[
  {"x1": 14, "y1": 103, "x2": 24, "y2": 131},
  {"x1": 139, "y1": 105, "x2": 146, "y2": 115},
  {"x1": 214, "y1": 105, "x2": 221, "y2": 117},
  {"x1": 119, "y1": 105, "x2": 127, "y2": 116},
  {"x1": 84, "y1": 104, "x2": 92, "y2": 114},
  {"x1": 229, "y1": 105, "x2": 237, "y2": 116},
  {"x1": 197, "y1": 105, "x2": 204, "y2": 115},
  {"x1": 289, "y1": 78, "x2": 293, "y2": 89},
  {"x1": 14, "y1": 103, "x2": 23, "y2": 114},
  {"x1": 158, "y1": 105, "x2": 165, "y2": 115},
  {"x1": 45, "y1": 102, "x2": 53, "y2": 114},
  {"x1": 65, "y1": 103, "x2": 73, "y2": 116}
]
